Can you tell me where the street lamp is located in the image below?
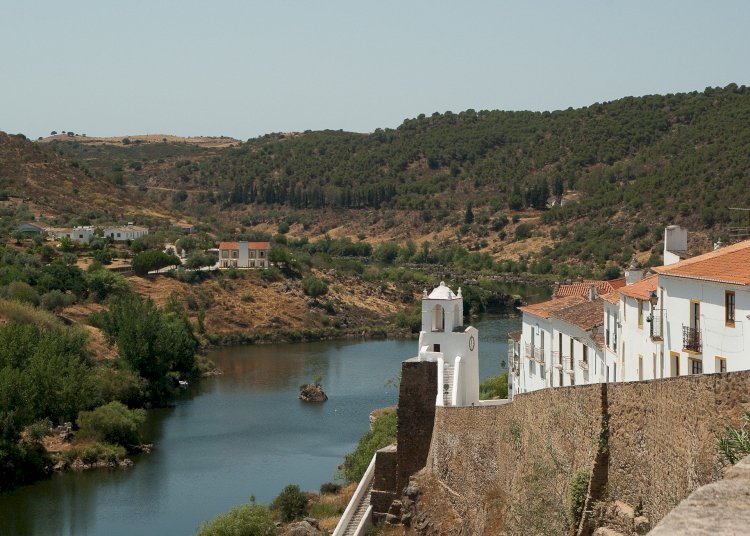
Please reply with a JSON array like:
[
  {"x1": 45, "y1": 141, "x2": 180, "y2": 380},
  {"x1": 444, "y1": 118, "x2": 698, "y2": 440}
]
[{"x1": 648, "y1": 290, "x2": 658, "y2": 309}]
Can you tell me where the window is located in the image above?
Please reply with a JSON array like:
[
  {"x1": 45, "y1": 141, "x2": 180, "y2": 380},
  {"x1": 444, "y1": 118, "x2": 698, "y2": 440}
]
[
  {"x1": 433, "y1": 344, "x2": 440, "y2": 352},
  {"x1": 558, "y1": 370, "x2": 563, "y2": 387},
  {"x1": 638, "y1": 355, "x2": 643, "y2": 380},
  {"x1": 569, "y1": 338, "x2": 574, "y2": 370},
  {"x1": 250, "y1": 251, "x2": 256, "y2": 259},
  {"x1": 652, "y1": 353, "x2": 657, "y2": 379},
  {"x1": 670, "y1": 351, "x2": 680, "y2": 377},
  {"x1": 690, "y1": 358, "x2": 703, "y2": 375},
  {"x1": 726, "y1": 291, "x2": 736, "y2": 326},
  {"x1": 221, "y1": 250, "x2": 229, "y2": 259},
  {"x1": 583, "y1": 345, "x2": 588, "y2": 364},
  {"x1": 716, "y1": 356, "x2": 727, "y2": 373},
  {"x1": 638, "y1": 300, "x2": 644, "y2": 329},
  {"x1": 231, "y1": 250, "x2": 238, "y2": 259}
]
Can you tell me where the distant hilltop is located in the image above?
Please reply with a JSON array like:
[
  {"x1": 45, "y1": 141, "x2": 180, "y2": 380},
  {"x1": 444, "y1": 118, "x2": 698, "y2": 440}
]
[{"x1": 38, "y1": 133, "x2": 240, "y2": 148}]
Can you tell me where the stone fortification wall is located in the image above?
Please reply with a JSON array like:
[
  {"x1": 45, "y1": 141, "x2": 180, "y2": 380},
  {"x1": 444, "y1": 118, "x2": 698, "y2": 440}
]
[
  {"x1": 402, "y1": 371, "x2": 750, "y2": 536},
  {"x1": 605, "y1": 370, "x2": 750, "y2": 525},
  {"x1": 414, "y1": 384, "x2": 604, "y2": 536}
]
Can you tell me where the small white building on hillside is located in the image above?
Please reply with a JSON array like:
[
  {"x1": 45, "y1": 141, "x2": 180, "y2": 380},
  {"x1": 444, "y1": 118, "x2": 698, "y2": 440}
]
[
  {"x1": 70, "y1": 226, "x2": 96, "y2": 243},
  {"x1": 416, "y1": 282, "x2": 479, "y2": 407},
  {"x1": 104, "y1": 224, "x2": 148, "y2": 241},
  {"x1": 218, "y1": 241, "x2": 270, "y2": 269}
]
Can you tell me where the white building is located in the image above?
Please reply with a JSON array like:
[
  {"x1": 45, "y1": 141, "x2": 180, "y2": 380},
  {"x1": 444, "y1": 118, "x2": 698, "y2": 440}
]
[
  {"x1": 652, "y1": 239, "x2": 750, "y2": 377},
  {"x1": 415, "y1": 282, "x2": 480, "y2": 407},
  {"x1": 70, "y1": 226, "x2": 96, "y2": 243},
  {"x1": 218, "y1": 241, "x2": 270, "y2": 268},
  {"x1": 514, "y1": 291, "x2": 606, "y2": 397},
  {"x1": 513, "y1": 226, "x2": 750, "y2": 395},
  {"x1": 104, "y1": 224, "x2": 149, "y2": 242}
]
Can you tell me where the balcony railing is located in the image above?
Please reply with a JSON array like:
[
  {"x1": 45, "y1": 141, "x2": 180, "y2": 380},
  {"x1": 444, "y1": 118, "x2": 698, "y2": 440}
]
[
  {"x1": 682, "y1": 325, "x2": 701, "y2": 353},
  {"x1": 648, "y1": 310, "x2": 664, "y2": 341},
  {"x1": 525, "y1": 343, "x2": 544, "y2": 362},
  {"x1": 578, "y1": 359, "x2": 589, "y2": 371}
]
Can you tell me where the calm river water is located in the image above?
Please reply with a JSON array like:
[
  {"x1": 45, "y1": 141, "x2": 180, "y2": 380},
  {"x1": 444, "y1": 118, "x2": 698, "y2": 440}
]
[{"x1": 0, "y1": 315, "x2": 521, "y2": 536}]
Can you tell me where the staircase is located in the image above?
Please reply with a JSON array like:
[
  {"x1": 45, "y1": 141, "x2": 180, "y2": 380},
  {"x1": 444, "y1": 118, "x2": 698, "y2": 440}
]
[
  {"x1": 443, "y1": 363, "x2": 454, "y2": 406},
  {"x1": 342, "y1": 481, "x2": 373, "y2": 536},
  {"x1": 333, "y1": 455, "x2": 376, "y2": 536}
]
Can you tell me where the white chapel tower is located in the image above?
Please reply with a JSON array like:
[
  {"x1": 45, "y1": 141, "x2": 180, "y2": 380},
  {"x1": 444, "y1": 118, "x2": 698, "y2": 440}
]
[{"x1": 417, "y1": 282, "x2": 480, "y2": 407}]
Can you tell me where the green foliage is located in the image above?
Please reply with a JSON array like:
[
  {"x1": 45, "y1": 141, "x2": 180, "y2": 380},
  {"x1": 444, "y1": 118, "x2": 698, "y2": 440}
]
[
  {"x1": 96, "y1": 293, "x2": 198, "y2": 402},
  {"x1": 260, "y1": 267, "x2": 282, "y2": 282},
  {"x1": 5, "y1": 281, "x2": 39, "y2": 305},
  {"x1": 515, "y1": 223, "x2": 533, "y2": 241},
  {"x1": 340, "y1": 410, "x2": 397, "y2": 483},
  {"x1": 374, "y1": 241, "x2": 400, "y2": 264},
  {"x1": 479, "y1": 373, "x2": 509, "y2": 400},
  {"x1": 59, "y1": 442, "x2": 127, "y2": 465},
  {"x1": 395, "y1": 307, "x2": 422, "y2": 333},
  {"x1": 718, "y1": 411, "x2": 750, "y2": 465},
  {"x1": 40, "y1": 289, "x2": 75, "y2": 311},
  {"x1": 273, "y1": 484, "x2": 308, "y2": 522},
  {"x1": 567, "y1": 468, "x2": 591, "y2": 529},
  {"x1": 131, "y1": 250, "x2": 180, "y2": 276},
  {"x1": 301, "y1": 276, "x2": 328, "y2": 298},
  {"x1": 77, "y1": 401, "x2": 145, "y2": 447},
  {"x1": 308, "y1": 501, "x2": 342, "y2": 519},
  {"x1": 85, "y1": 268, "x2": 130, "y2": 302},
  {"x1": 185, "y1": 251, "x2": 217, "y2": 270},
  {"x1": 197, "y1": 502, "x2": 276, "y2": 536}
]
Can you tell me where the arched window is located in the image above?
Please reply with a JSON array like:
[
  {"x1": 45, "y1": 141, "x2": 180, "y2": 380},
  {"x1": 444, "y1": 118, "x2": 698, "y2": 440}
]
[{"x1": 432, "y1": 304, "x2": 444, "y2": 332}]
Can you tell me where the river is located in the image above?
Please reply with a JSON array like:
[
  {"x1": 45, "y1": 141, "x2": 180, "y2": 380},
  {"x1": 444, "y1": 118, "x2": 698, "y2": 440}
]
[{"x1": 0, "y1": 315, "x2": 521, "y2": 536}]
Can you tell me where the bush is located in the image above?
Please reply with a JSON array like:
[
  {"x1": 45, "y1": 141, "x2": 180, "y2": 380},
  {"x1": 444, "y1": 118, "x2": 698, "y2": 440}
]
[
  {"x1": 260, "y1": 267, "x2": 282, "y2": 282},
  {"x1": 374, "y1": 241, "x2": 400, "y2": 264},
  {"x1": 185, "y1": 252, "x2": 217, "y2": 270},
  {"x1": 567, "y1": 468, "x2": 591, "y2": 529},
  {"x1": 6, "y1": 281, "x2": 39, "y2": 306},
  {"x1": 515, "y1": 223, "x2": 533, "y2": 241},
  {"x1": 302, "y1": 276, "x2": 328, "y2": 298},
  {"x1": 59, "y1": 442, "x2": 127, "y2": 465},
  {"x1": 76, "y1": 401, "x2": 146, "y2": 447},
  {"x1": 718, "y1": 411, "x2": 750, "y2": 464},
  {"x1": 479, "y1": 373, "x2": 508, "y2": 400},
  {"x1": 40, "y1": 289, "x2": 75, "y2": 311},
  {"x1": 92, "y1": 248, "x2": 112, "y2": 265},
  {"x1": 85, "y1": 269, "x2": 130, "y2": 302},
  {"x1": 273, "y1": 484, "x2": 308, "y2": 522},
  {"x1": 197, "y1": 502, "x2": 276, "y2": 536},
  {"x1": 319, "y1": 482, "x2": 341, "y2": 495},
  {"x1": 340, "y1": 410, "x2": 396, "y2": 482}
]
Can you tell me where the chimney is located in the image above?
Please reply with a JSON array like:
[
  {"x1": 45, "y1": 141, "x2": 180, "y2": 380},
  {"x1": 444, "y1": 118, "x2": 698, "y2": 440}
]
[
  {"x1": 663, "y1": 225, "x2": 688, "y2": 266},
  {"x1": 588, "y1": 284, "x2": 599, "y2": 301},
  {"x1": 625, "y1": 255, "x2": 643, "y2": 285}
]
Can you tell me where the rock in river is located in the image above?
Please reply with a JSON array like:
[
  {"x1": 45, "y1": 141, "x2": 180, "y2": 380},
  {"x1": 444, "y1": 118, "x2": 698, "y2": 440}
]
[{"x1": 298, "y1": 383, "x2": 328, "y2": 402}]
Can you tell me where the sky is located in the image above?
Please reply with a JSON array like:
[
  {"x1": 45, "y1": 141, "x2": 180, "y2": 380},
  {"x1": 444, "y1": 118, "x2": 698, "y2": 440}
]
[{"x1": 2, "y1": 1, "x2": 750, "y2": 140}]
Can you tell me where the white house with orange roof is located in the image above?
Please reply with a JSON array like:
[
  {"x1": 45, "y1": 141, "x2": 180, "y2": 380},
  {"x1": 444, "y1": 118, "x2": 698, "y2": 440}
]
[
  {"x1": 618, "y1": 274, "x2": 665, "y2": 382},
  {"x1": 653, "y1": 239, "x2": 750, "y2": 377},
  {"x1": 218, "y1": 241, "x2": 270, "y2": 268}
]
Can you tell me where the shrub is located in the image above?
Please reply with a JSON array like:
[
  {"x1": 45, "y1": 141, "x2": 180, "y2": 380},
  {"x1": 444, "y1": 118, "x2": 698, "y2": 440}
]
[
  {"x1": 567, "y1": 468, "x2": 591, "y2": 529},
  {"x1": 718, "y1": 411, "x2": 750, "y2": 464},
  {"x1": 260, "y1": 268, "x2": 282, "y2": 282},
  {"x1": 515, "y1": 223, "x2": 533, "y2": 241},
  {"x1": 374, "y1": 241, "x2": 400, "y2": 264},
  {"x1": 273, "y1": 484, "x2": 308, "y2": 522},
  {"x1": 92, "y1": 248, "x2": 112, "y2": 265},
  {"x1": 302, "y1": 276, "x2": 328, "y2": 298},
  {"x1": 6, "y1": 281, "x2": 39, "y2": 306},
  {"x1": 479, "y1": 373, "x2": 509, "y2": 400},
  {"x1": 76, "y1": 401, "x2": 146, "y2": 447},
  {"x1": 319, "y1": 482, "x2": 341, "y2": 495},
  {"x1": 340, "y1": 410, "x2": 397, "y2": 483},
  {"x1": 197, "y1": 502, "x2": 276, "y2": 536},
  {"x1": 40, "y1": 290, "x2": 75, "y2": 311},
  {"x1": 60, "y1": 442, "x2": 127, "y2": 465},
  {"x1": 85, "y1": 269, "x2": 130, "y2": 302}
]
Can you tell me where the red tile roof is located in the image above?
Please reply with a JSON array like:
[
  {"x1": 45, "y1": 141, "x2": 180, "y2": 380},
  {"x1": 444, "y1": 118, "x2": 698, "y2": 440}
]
[
  {"x1": 653, "y1": 240, "x2": 750, "y2": 285},
  {"x1": 553, "y1": 298, "x2": 604, "y2": 332},
  {"x1": 508, "y1": 330, "x2": 522, "y2": 342},
  {"x1": 555, "y1": 279, "x2": 625, "y2": 298},
  {"x1": 519, "y1": 295, "x2": 587, "y2": 320},
  {"x1": 619, "y1": 275, "x2": 658, "y2": 300},
  {"x1": 602, "y1": 291, "x2": 620, "y2": 305},
  {"x1": 219, "y1": 241, "x2": 270, "y2": 251}
]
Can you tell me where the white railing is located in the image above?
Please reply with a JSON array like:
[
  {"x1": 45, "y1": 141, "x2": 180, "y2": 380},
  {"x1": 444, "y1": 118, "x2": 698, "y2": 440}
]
[
  {"x1": 452, "y1": 356, "x2": 461, "y2": 406},
  {"x1": 332, "y1": 454, "x2": 377, "y2": 536},
  {"x1": 436, "y1": 356, "x2": 445, "y2": 406}
]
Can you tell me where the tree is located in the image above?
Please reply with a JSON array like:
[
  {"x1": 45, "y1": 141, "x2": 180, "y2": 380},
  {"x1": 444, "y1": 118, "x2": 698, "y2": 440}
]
[
  {"x1": 273, "y1": 484, "x2": 308, "y2": 522},
  {"x1": 131, "y1": 250, "x2": 180, "y2": 276},
  {"x1": 464, "y1": 203, "x2": 474, "y2": 225},
  {"x1": 197, "y1": 503, "x2": 276, "y2": 536},
  {"x1": 184, "y1": 252, "x2": 217, "y2": 270},
  {"x1": 301, "y1": 276, "x2": 328, "y2": 298},
  {"x1": 374, "y1": 241, "x2": 400, "y2": 264},
  {"x1": 76, "y1": 401, "x2": 145, "y2": 447}
]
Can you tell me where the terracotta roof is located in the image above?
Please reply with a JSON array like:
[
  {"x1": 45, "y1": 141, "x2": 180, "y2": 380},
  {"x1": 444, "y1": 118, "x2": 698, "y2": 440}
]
[
  {"x1": 608, "y1": 277, "x2": 627, "y2": 289},
  {"x1": 554, "y1": 279, "x2": 623, "y2": 298},
  {"x1": 519, "y1": 295, "x2": 587, "y2": 320},
  {"x1": 508, "y1": 330, "x2": 522, "y2": 342},
  {"x1": 619, "y1": 275, "x2": 658, "y2": 300},
  {"x1": 219, "y1": 241, "x2": 270, "y2": 250},
  {"x1": 553, "y1": 298, "x2": 604, "y2": 332},
  {"x1": 653, "y1": 240, "x2": 750, "y2": 285},
  {"x1": 602, "y1": 291, "x2": 620, "y2": 305},
  {"x1": 592, "y1": 331, "x2": 605, "y2": 351}
]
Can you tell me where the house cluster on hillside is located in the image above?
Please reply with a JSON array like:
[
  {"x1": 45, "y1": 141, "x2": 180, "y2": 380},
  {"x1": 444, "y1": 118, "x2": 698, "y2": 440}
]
[
  {"x1": 17, "y1": 222, "x2": 149, "y2": 243},
  {"x1": 510, "y1": 225, "x2": 749, "y2": 397}
]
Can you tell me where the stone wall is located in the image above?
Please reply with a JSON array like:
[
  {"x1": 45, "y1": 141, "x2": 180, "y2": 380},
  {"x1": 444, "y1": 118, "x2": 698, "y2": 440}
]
[
  {"x1": 402, "y1": 370, "x2": 750, "y2": 536},
  {"x1": 605, "y1": 371, "x2": 750, "y2": 525}
]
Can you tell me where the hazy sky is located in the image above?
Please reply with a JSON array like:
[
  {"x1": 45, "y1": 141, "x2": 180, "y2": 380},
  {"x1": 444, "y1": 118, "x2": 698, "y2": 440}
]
[{"x1": 3, "y1": 1, "x2": 749, "y2": 140}]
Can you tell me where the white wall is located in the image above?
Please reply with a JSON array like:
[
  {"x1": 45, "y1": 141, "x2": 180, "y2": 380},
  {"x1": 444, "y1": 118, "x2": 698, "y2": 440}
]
[
  {"x1": 620, "y1": 296, "x2": 665, "y2": 382},
  {"x1": 660, "y1": 276, "x2": 750, "y2": 376}
]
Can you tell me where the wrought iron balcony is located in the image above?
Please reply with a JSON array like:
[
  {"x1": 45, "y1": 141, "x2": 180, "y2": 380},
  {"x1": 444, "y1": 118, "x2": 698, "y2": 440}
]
[
  {"x1": 648, "y1": 310, "x2": 664, "y2": 341},
  {"x1": 682, "y1": 325, "x2": 701, "y2": 353}
]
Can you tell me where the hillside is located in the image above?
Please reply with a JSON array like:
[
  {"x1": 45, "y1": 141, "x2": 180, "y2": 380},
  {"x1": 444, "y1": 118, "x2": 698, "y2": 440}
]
[
  {"x1": 0, "y1": 132, "x2": 177, "y2": 230},
  {"x1": 44, "y1": 84, "x2": 750, "y2": 278}
]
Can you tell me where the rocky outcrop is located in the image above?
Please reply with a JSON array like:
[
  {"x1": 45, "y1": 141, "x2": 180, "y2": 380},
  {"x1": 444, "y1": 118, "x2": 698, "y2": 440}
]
[
  {"x1": 283, "y1": 517, "x2": 324, "y2": 536},
  {"x1": 298, "y1": 383, "x2": 328, "y2": 402}
]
